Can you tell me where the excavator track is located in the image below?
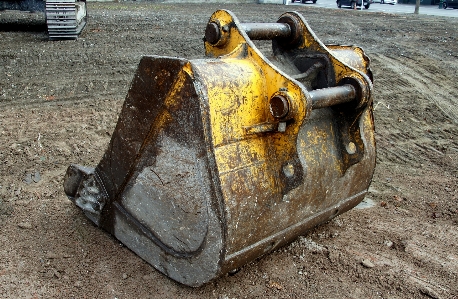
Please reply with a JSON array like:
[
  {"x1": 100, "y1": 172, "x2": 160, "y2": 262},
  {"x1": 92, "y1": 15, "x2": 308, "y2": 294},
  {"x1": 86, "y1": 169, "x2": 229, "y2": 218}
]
[{"x1": 46, "y1": 0, "x2": 87, "y2": 40}]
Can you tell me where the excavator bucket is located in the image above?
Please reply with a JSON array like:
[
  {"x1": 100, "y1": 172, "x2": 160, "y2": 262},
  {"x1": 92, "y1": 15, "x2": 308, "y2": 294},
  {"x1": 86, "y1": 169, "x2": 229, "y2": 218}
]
[{"x1": 63, "y1": 10, "x2": 375, "y2": 287}]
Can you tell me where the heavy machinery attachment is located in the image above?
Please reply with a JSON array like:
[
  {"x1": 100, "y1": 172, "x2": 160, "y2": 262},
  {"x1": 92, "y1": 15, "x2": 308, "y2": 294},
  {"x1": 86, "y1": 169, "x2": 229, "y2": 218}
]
[
  {"x1": 64, "y1": 10, "x2": 376, "y2": 287},
  {"x1": 45, "y1": 0, "x2": 87, "y2": 40},
  {"x1": 0, "y1": 0, "x2": 87, "y2": 39}
]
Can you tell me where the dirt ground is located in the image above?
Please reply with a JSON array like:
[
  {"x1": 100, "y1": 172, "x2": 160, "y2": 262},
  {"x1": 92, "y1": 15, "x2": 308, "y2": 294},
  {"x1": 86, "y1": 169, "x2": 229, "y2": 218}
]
[{"x1": 1, "y1": 2, "x2": 457, "y2": 298}]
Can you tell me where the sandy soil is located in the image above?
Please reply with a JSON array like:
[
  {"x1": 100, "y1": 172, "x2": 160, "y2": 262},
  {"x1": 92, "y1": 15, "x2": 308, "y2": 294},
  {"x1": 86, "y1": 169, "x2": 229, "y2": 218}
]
[{"x1": 1, "y1": 2, "x2": 457, "y2": 298}]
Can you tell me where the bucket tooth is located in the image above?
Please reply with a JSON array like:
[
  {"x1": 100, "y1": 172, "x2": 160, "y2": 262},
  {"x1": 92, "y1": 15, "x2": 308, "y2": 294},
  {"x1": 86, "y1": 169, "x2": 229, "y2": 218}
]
[
  {"x1": 64, "y1": 165, "x2": 107, "y2": 226},
  {"x1": 64, "y1": 10, "x2": 376, "y2": 287}
]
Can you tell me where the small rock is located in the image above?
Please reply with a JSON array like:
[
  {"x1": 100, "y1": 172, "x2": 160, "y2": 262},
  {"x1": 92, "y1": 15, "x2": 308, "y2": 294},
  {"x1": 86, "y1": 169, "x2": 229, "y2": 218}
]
[
  {"x1": 268, "y1": 281, "x2": 283, "y2": 290},
  {"x1": 361, "y1": 259, "x2": 375, "y2": 268},
  {"x1": 122, "y1": 273, "x2": 128, "y2": 279},
  {"x1": 18, "y1": 222, "x2": 32, "y2": 229},
  {"x1": 384, "y1": 240, "x2": 394, "y2": 248},
  {"x1": 33, "y1": 171, "x2": 41, "y2": 183},
  {"x1": 74, "y1": 280, "x2": 82, "y2": 288},
  {"x1": 23, "y1": 173, "x2": 33, "y2": 184},
  {"x1": 23, "y1": 171, "x2": 41, "y2": 184},
  {"x1": 393, "y1": 195, "x2": 403, "y2": 202}
]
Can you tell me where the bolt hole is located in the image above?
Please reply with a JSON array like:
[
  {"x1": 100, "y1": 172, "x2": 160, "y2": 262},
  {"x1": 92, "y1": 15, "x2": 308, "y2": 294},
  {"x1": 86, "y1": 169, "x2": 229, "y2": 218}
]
[{"x1": 270, "y1": 95, "x2": 289, "y2": 119}]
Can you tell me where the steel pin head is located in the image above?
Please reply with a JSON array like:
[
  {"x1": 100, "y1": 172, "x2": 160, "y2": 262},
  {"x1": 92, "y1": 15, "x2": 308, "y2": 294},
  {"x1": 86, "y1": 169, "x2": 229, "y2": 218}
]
[{"x1": 205, "y1": 22, "x2": 221, "y2": 45}]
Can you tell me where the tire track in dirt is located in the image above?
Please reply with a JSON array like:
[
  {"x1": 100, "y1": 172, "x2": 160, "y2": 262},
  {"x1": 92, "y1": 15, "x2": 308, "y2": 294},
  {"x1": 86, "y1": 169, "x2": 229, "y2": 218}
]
[
  {"x1": 325, "y1": 196, "x2": 458, "y2": 298},
  {"x1": 372, "y1": 53, "x2": 458, "y2": 170},
  {"x1": 374, "y1": 53, "x2": 458, "y2": 123},
  {"x1": 348, "y1": 214, "x2": 458, "y2": 298}
]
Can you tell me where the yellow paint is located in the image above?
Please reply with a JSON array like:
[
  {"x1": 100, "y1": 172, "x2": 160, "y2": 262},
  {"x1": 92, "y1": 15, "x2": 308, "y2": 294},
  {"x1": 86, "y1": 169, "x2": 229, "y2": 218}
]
[{"x1": 189, "y1": 10, "x2": 375, "y2": 255}]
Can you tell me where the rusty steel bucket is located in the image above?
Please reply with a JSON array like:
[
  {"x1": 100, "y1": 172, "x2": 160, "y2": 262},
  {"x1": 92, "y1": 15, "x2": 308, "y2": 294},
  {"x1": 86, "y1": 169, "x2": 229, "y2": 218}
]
[{"x1": 63, "y1": 10, "x2": 376, "y2": 287}]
